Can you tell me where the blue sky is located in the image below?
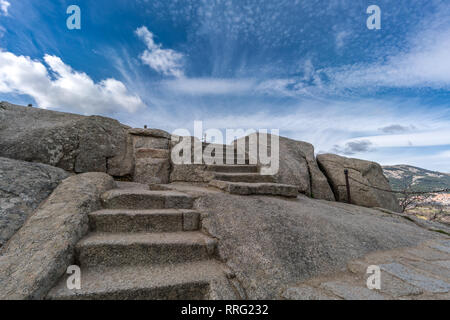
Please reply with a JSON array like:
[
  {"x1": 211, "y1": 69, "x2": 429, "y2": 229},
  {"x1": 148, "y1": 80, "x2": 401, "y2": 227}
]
[{"x1": 0, "y1": 0, "x2": 449, "y2": 171}]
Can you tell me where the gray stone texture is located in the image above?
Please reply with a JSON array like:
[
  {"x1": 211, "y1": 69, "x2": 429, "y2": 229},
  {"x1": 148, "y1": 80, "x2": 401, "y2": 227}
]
[
  {"x1": 0, "y1": 172, "x2": 115, "y2": 300},
  {"x1": 0, "y1": 102, "x2": 134, "y2": 177},
  {"x1": 129, "y1": 130, "x2": 171, "y2": 184},
  {"x1": 319, "y1": 281, "x2": 387, "y2": 300},
  {"x1": 380, "y1": 263, "x2": 450, "y2": 293},
  {"x1": 101, "y1": 189, "x2": 195, "y2": 210},
  {"x1": 197, "y1": 193, "x2": 440, "y2": 299},
  {"x1": 282, "y1": 285, "x2": 339, "y2": 300},
  {"x1": 0, "y1": 157, "x2": 70, "y2": 247},
  {"x1": 317, "y1": 153, "x2": 401, "y2": 212}
]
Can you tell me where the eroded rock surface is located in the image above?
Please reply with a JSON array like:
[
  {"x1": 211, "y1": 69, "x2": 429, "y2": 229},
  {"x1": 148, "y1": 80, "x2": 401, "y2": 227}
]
[
  {"x1": 317, "y1": 154, "x2": 401, "y2": 212},
  {"x1": 197, "y1": 192, "x2": 440, "y2": 299},
  {"x1": 0, "y1": 172, "x2": 115, "y2": 300},
  {"x1": 0, "y1": 157, "x2": 70, "y2": 248}
]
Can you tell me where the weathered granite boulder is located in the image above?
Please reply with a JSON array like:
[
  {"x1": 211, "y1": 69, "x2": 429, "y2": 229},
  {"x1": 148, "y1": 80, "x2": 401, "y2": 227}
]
[
  {"x1": 293, "y1": 140, "x2": 336, "y2": 201},
  {"x1": 317, "y1": 154, "x2": 401, "y2": 212},
  {"x1": 0, "y1": 157, "x2": 70, "y2": 248},
  {"x1": 196, "y1": 192, "x2": 442, "y2": 299},
  {"x1": 235, "y1": 133, "x2": 335, "y2": 200},
  {"x1": 0, "y1": 102, "x2": 134, "y2": 177},
  {"x1": 0, "y1": 172, "x2": 115, "y2": 300}
]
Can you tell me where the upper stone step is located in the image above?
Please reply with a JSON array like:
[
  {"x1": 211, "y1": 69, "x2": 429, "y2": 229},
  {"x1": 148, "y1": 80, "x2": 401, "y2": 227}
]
[
  {"x1": 76, "y1": 232, "x2": 217, "y2": 267},
  {"x1": 46, "y1": 260, "x2": 237, "y2": 300},
  {"x1": 101, "y1": 189, "x2": 194, "y2": 210},
  {"x1": 202, "y1": 157, "x2": 250, "y2": 165},
  {"x1": 88, "y1": 209, "x2": 200, "y2": 233},
  {"x1": 212, "y1": 172, "x2": 276, "y2": 183},
  {"x1": 209, "y1": 180, "x2": 299, "y2": 198},
  {"x1": 205, "y1": 164, "x2": 258, "y2": 173}
]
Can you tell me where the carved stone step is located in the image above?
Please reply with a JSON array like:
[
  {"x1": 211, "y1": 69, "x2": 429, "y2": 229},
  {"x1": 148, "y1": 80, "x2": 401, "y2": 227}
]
[
  {"x1": 88, "y1": 209, "x2": 200, "y2": 233},
  {"x1": 205, "y1": 164, "x2": 258, "y2": 173},
  {"x1": 101, "y1": 189, "x2": 194, "y2": 210},
  {"x1": 209, "y1": 180, "x2": 299, "y2": 198},
  {"x1": 76, "y1": 232, "x2": 217, "y2": 267},
  {"x1": 213, "y1": 172, "x2": 276, "y2": 183},
  {"x1": 47, "y1": 260, "x2": 237, "y2": 300}
]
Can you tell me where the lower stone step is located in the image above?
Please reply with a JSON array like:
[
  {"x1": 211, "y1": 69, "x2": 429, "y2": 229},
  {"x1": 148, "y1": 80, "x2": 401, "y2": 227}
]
[
  {"x1": 205, "y1": 164, "x2": 258, "y2": 173},
  {"x1": 46, "y1": 260, "x2": 237, "y2": 300},
  {"x1": 209, "y1": 180, "x2": 299, "y2": 198},
  {"x1": 213, "y1": 172, "x2": 276, "y2": 183},
  {"x1": 88, "y1": 209, "x2": 200, "y2": 233},
  {"x1": 76, "y1": 232, "x2": 217, "y2": 267},
  {"x1": 101, "y1": 189, "x2": 194, "y2": 210}
]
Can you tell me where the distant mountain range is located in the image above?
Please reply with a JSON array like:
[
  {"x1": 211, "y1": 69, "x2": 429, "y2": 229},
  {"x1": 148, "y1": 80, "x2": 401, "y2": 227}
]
[{"x1": 383, "y1": 165, "x2": 450, "y2": 192}]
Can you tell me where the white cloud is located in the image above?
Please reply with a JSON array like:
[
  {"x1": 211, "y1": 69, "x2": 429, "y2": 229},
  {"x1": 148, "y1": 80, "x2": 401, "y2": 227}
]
[
  {"x1": 363, "y1": 149, "x2": 450, "y2": 174},
  {"x1": 253, "y1": 24, "x2": 450, "y2": 95},
  {"x1": 136, "y1": 26, "x2": 184, "y2": 78},
  {"x1": 324, "y1": 26, "x2": 450, "y2": 90},
  {"x1": 0, "y1": 0, "x2": 10, "y2": 15},
  {"x1": 344, "y1": 130, "x2": 450, "y2": 149},
  {"x1": 0, "y1": 50, "x2": 145, "y2": 114},
  {"x1": 335, "y1": 30, "x2": 351, "y2": 50},
  {"x1": 162, "y1": 78, "x2": 256, "y2": 95}
]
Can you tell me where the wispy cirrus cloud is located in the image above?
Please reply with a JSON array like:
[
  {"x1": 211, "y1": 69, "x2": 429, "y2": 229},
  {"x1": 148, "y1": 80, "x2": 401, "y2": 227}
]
[
  {"x1": 324, "y1": 28, "x2": 450, "y2": 91},
  {"x1": 344, "y1": 130, "x2": 450, "y2": 149},
  {"x1": 162, "y1": 78, "x2": 256, "y2": 95},
  {"x1": 303, "y1": 5, "x2": 450, "y2": 94},
  {"x1": 0, "y1": 0, "x2": 10, "y2": 15},
  {"x1": 136, "y1": 26, "x2": 184, "y2": 78},
  {"x1": 249, "y1": 23, "x2": 450, "y2": 98},
  {"x1": 0, "y1": 50, "x2": 145, "y2": 114},
  {"x1": 335, "y1": 30, "x2": 352, "y2": 50}
]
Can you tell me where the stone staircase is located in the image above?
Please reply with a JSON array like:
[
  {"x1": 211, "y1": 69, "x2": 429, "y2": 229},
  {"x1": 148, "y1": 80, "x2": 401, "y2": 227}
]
[
  {"x1": 202, "y1": 147, "x2": 299, "y2": 198},
  {"x1": 47, "y1": 183, "x2": 239, "y2": 300},
  {"x1": 170, "y1": 141, "x2": 299, "y2": 197}
]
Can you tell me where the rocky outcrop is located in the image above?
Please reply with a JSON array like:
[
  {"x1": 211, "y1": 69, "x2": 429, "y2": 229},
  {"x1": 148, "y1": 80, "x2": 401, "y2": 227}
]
[
  {"x1": 0, "y1": 102, "x2": 134, "y2": 177},
  {"x1": 196, "y1": 191, "x2": 442, "y2": 299},
  {"x1": 0, "y1": 157, "x2": 70, "y2": 248},
  {"x1": 235, "y1": 133, "x2": 335, "y2": 201},
  {"x1": 0, "y1": 173, "x2": 115, "y2": 300},
  {"x1": 294, "y1": 140, "x2": 336, "y2": 201},
  {"x1": 317, "y1": 154, "x2": 401, "y2": 212}
]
